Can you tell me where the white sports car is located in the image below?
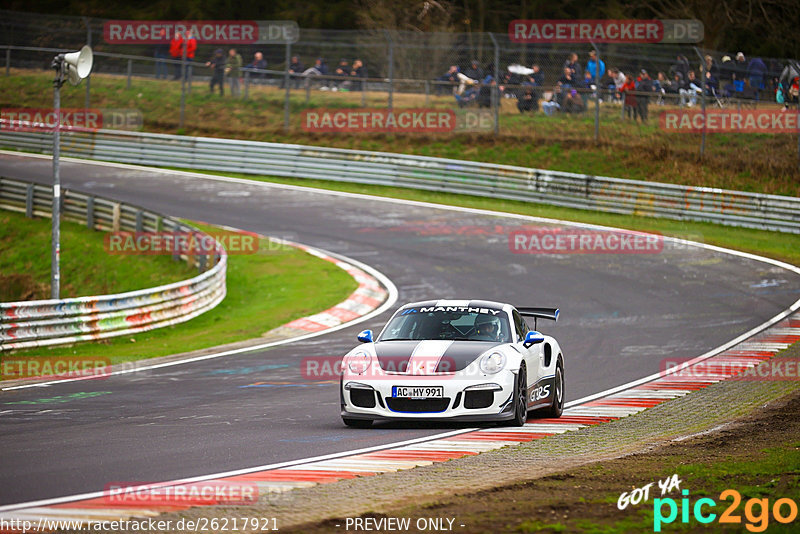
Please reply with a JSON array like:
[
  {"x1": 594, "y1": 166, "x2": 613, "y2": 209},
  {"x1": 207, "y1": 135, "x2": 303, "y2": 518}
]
[{"x1": 340, "y1": 300, "x2": 564, "y2": 428}]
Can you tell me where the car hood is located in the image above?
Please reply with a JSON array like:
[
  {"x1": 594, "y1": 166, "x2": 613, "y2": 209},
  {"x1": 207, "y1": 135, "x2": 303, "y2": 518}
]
[{"x1": 374, "y1": 340, "x2": 504, "y2": 373}]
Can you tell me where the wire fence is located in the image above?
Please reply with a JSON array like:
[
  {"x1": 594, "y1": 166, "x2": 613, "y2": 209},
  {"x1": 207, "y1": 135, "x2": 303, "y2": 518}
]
[{"x1": 1, "y1": 9, "x2": 798, "y2": 162}]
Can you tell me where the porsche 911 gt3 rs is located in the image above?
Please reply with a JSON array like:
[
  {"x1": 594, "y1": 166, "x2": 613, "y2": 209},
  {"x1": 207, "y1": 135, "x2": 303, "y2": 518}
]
[{"x1": 340, "y1": 299, "x2": 564, "y2": 428}]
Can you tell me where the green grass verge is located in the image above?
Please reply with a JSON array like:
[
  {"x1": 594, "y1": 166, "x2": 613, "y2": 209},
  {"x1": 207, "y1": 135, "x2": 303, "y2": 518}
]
[
  {"x1": 183, "y1": 169, "x2": 800, "y2": 267},
  {"x1": 2, "y1": 216, "x2": 358, "y2": 366},
  {"x1": 1, "y1": 69, "x2": 798, "y2": 196},
  {"x1": 0, "y1": 208, "x2": 195, "y2": 301}
]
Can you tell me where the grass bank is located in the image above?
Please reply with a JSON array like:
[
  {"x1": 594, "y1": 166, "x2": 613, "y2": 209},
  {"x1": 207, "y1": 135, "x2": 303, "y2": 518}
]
[{"x1": 0, "y1": 208, "x2": 195, "y2": 301}]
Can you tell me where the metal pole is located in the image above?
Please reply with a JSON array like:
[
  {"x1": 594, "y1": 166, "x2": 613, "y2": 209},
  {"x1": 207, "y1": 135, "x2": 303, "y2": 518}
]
[
  {"x1": 126, "y1": 59, "x2": 132, "y2": 89},
  {"x1": 84, "y1": 17, "x2": 91, "y2": 109},
  {"x1": 385, "y1": 30, "x2": 393, "y2": 110},
  {"x1": 5, "y1": 48, "x2": 9, "y2": 76},
  {"x1": 179, "y1": 41, "x2": 187, "y2": 130},
  {"x1": 283, "y1": 42, "x2": 291, "y2": 131},
  {"x1": 51, "y1": 78, "x2": 62, "y2": 299},
  {"x1": 489, "y1": 32, "x2": 499, "y2": 135},
  {"x1": 694, "y1": 47, "x2": 706, "y2": 159},
  {"x1": 591, "y1": 41, "x2": 600, "y2": 143}
]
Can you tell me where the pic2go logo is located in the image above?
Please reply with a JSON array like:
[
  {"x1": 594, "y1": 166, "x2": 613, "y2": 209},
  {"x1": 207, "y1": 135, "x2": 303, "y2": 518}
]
[{"x1": 653, "y1": 489, "x2": 798, "y2": 532}]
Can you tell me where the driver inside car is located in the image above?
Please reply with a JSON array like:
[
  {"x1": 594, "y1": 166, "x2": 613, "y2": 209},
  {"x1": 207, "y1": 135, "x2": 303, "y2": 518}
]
[{"x1": 474, "y1": 315, "x2": 502, "y2": 341}]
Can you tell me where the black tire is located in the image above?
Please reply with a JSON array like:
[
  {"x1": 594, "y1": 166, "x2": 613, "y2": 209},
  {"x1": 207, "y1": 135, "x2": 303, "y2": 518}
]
[
  {"x1": 342, "y1": 417, "x2": 373, "y2": 428},
  {"x1": 543, "y1": 361, "x2": 564, "y2": 418},
  {"x1": 509, "y1": 362, "x2": 528, "y2": 427}
]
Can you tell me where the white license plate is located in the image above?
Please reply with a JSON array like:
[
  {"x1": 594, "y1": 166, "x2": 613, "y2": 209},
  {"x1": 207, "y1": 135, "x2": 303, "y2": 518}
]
[{"x1": 392, "y1": 386, "x2": 444, "y2": 398}]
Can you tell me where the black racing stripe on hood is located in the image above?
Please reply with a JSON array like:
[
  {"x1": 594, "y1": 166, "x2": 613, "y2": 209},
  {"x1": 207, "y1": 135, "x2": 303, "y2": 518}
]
[
  {"x1": 437, "y1": 341, "x2": 504, "y2": 372},
  {"x1": 374, "y1": 341, "x2": 420, "y2": 372}
]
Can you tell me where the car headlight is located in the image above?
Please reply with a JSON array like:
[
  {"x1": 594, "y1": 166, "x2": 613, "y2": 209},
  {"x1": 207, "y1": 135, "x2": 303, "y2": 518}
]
[
  {"x1": 479, "y1": 352, "x2": 506, "y2": 374},
  {"x1": 347, "y1": 351, "x2": 372, "y2": 375}
]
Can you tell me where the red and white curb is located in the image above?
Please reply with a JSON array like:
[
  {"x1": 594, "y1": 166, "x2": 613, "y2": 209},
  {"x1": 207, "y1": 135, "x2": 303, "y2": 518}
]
[
  {"x1": 280, "y1": 243, "x2": 387, "y2": 334},
  {"x1": 2, "y1": 315, "x2": 798, "y2": 527}
]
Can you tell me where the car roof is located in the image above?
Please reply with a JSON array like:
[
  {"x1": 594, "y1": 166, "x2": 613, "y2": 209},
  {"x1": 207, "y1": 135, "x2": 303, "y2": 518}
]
[{"x1": 399, "y1": 299, "x2": 512, "y2": 312}]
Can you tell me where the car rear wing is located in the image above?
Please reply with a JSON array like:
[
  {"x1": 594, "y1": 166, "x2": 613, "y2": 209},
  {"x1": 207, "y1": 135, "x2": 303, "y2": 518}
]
[{"x1": 517, "y1": 307, "x2": 560, "y2": 330}]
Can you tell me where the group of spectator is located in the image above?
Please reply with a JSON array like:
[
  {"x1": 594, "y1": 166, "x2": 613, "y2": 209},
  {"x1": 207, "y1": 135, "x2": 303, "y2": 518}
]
[
  {"x1": 153, "y1": 33, "x2": 370, "y2": 97},
  {"x1": 434, "y1": 48, "x2": 787, "y2": 123}
]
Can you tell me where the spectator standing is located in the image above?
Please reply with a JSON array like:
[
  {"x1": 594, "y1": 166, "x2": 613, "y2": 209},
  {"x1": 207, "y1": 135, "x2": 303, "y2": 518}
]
[
  {"x1": 169, "y1": 31, "x2": 184, "y2": 80},
  {"x1": 747, "y1": 56, "x2": 767, "y2": 96},
  {"x1": 349, "y1": 59, "x2": 367, "y2": 91},
  {"x1": 332, "y1": 59, "x2": 349, "y2": 91},
  {"x1": 620, "y1": 74, "x2": 636, "y2": 119},
  {"x1": 635, "y1": 70, "x2": 653, "y2": 122},
  {"x1": 704, "y1": 55, "x2": 719, "y2": 81},
  {"x1": 670, "y1": 55, "x2": 690, "y2": 81},
  {"x1": 563, "y1": 53, "x2": 582, "y2": 79},
  {"x1": 246, "y1": 51, "x2": 267, "y2": 81},
  {"x1": 733, "y1": 52, "x2": 747, "y2": 92},
  {"x1": 225, "y1": 48, "x2": 242, "y2": 97},
  {"x1": 154, "y1": 28, "x2": 169, "y2": 79},
  {"x1": 654, "y1": 72, "x2": 668, "y2": 105},
  {"x1": 205, "y1": 48, "x2": 226, "y2": 95},
  {"x1": 282, "y1": 56, "x2": 303, "y2": 89},
  {"x1": 587, "y1": 49, "x2": 605, "y2": 84},
  {"x1": 184, "y1": 30, "x2": 197, "y2": 81},
  {"x1": 719, "y1": 56, "x2": 735, "y2": 84},
  {"x1": 610, "y1": 68, "x2": 625, "y2": 103}
]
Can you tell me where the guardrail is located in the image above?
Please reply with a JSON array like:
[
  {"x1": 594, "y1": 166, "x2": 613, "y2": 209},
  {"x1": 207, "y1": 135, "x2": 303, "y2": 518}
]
[
  {"x1": 0, "y1": 176, "x2": 227, "y2": 351},
  {"x1": 1, "y1": 128, "x2": 799, "y2": 233}
]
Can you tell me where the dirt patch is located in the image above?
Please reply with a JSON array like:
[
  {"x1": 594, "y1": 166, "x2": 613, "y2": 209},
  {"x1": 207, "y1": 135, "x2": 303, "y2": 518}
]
[{"x1": 0, "y1": 272, "x2": 47, "y2": 301}]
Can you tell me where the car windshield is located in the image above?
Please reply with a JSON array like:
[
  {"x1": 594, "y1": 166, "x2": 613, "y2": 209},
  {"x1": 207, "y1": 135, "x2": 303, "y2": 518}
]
[{"x1": 379, "y1": 308, "x2": 512, "y2": 343}]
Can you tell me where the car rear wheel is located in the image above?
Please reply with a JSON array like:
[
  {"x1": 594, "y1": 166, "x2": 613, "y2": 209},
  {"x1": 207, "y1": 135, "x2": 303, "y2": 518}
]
[
  {"x1": 543, "y1": 361, "x2": 564, "y2": 418},
  {"x1": 342, "y1": 417, "x2": 373, "y2": 428},
  {"x1": 510, "y1": 362, "x2": 528, "y2": 426}
]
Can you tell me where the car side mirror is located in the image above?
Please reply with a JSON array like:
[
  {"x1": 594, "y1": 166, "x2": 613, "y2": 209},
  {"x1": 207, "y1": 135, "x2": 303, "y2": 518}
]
[
  {"x1": 523, "y1": 330, "x2": 544, "y2": 348},
  {"x1": 357, "y1": 329, "x2": 374, "y2": 343}
]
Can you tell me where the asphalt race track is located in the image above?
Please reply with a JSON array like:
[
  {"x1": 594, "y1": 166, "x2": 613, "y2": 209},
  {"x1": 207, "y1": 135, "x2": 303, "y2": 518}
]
[{"x1": 1, "y1": 152, "x2": 799, "y2": 505}]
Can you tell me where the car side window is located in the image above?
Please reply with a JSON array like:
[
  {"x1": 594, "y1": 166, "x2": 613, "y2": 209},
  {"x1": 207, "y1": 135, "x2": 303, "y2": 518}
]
[{"x1": 512, "y1": 310, "x2": 526, "y2": 341}]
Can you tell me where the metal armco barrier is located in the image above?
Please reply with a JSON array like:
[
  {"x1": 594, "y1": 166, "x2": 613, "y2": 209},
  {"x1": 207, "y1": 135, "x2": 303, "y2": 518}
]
[
  {"x1": 0, "y1": 177, "x2": 227, "y2": 351},
  {"x1": 1, "y1": 128, "x2": 799, "y2": 233}
]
